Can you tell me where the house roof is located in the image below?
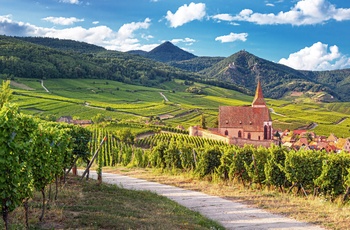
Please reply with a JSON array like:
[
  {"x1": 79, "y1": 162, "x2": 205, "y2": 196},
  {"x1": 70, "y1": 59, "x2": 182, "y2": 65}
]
[
  {"x1": 293, "y1": 130, "x2": 307, "y2": 135},
  {"x1": 219, "y1": 106, "x2": 271, "y2": 132},
  {"x1": 252, "y1": 80, "x2": 267, "y2": 108}
]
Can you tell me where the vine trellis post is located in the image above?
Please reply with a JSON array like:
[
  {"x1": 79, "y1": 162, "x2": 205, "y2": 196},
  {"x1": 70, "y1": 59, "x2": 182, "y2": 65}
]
[{"x1": 80, "y1": 136, "x2": 107, "y2": 181}]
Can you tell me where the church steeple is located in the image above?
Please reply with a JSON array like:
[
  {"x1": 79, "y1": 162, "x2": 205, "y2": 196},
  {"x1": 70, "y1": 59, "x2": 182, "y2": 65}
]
[{"x1": 252, "y1": 79, "x2": 266, "y2": 107}]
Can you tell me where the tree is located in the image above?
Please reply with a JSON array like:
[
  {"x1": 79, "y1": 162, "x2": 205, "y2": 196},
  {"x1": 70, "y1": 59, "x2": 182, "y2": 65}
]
[
  {"x1": 116, "y1": 128, "x2": 134, "y2": 145},
  {"x1": 92, "y1": 113, "x2": 106, "y2": 124},
  {"x1": 0, "y1": 80, "x2": 13, "y2": 109},
  {"x1": 200, "y1": 114, "x2": 207, "y2": 129}
]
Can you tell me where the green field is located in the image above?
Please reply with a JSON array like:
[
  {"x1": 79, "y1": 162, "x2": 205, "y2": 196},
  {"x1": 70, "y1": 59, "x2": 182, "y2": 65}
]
[{"x1": 9, "y1": 78, "x2": 350, "y2": 137}]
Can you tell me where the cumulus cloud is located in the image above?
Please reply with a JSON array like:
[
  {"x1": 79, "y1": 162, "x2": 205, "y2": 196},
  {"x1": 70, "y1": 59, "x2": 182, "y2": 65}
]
[
  {"x1": 42, "y1": 16, "x2": 84, "y2": 25},
  {"x1": 278, "y1": 42, "x2": 350, "y2": 70},
  {"x1": 212, "y1": 0, "x2": 350, "y2": 25},
  {"x1": 165, "y1": 2, "x2": 206, "y2": 28},
  {"x1": 59, "y1": 0, "x2": 80, "y2": 4},
  {"x1": 0, "y1": 15, "x2": 153, "y2": 52},
  {"x1": 170, "y1": 37, "x2": 196, "y2": 45},
  {"x1": 211, "y1": 14, "x2": 235, "y2": 22},
  {"x1": 215, "y1": 32, "x2": 248, "y2": 43}
]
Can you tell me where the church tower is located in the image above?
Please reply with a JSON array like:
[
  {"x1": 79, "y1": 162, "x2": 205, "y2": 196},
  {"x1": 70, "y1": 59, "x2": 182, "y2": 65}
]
[{"x1": 252, "y1": 79, "x2": 266, "y2": 108}]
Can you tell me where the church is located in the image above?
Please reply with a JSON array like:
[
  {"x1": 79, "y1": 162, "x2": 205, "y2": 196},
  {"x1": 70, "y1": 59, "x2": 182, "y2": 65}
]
[{"x1": 189, "y1": 80, "x2": 276, "y2": 147}]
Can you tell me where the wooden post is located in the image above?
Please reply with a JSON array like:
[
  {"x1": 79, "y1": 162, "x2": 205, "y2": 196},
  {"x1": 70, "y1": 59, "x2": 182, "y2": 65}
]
[
  {"x1": 80, "y1": 136, "x2": 107, "y2": 180},
  {"x1": 343, "y1": 186, "x2": 350, "y2": 202}
]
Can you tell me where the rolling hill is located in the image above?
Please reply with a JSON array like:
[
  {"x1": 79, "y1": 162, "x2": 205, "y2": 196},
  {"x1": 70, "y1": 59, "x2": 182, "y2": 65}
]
[
  {"x1": 200, "y1": 51, "x2": 350, "y2": 101},
  {"x1": 0, "y1": 35, "x2": 199, "y2": 87},
  {"x1": 1, "y1": 35, "x2": 350, "y2": 102}
]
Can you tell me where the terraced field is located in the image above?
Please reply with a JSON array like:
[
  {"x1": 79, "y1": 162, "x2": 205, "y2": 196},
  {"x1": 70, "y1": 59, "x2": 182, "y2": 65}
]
[{"x1": 9, "y1": 78, "x2": 350, "y2": 137}]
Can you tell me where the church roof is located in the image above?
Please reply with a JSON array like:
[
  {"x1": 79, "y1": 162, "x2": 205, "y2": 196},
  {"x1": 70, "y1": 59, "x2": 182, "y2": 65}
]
[
  {"x1": 252, "y1": 80, "x2": 266, "y2": 107},
  {"x1": 219, "y1": 106, "x2": 271, "y2": 131}
]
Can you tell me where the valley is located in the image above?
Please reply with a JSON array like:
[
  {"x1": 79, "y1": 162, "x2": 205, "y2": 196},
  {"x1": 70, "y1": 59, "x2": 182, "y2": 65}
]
[{"x1": 10, "y1": 78, "x2": 350, "y2": 138}]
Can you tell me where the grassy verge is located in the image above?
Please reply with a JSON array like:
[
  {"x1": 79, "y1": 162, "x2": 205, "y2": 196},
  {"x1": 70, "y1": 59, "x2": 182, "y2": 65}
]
[
  {"x1": 1, "y1": 175, "x2": 223, "y2": 230},
  {"x1": 103, "y1": 166, "x2": 350, "y2": 230}
]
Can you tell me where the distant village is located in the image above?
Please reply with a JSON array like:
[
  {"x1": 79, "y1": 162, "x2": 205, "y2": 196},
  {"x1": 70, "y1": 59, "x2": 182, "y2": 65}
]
[{"x1": 279, "y1": 129, "x2": 350, "y2": 153}]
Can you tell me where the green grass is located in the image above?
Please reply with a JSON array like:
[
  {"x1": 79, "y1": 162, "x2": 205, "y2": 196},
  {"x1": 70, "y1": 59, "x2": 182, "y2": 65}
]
[
  {"x1": 1, "y1": 175, "x2": 224, "y2": 230},
  {"x1": 8, "y1": 78, "x2": 350, "y2": 136}
]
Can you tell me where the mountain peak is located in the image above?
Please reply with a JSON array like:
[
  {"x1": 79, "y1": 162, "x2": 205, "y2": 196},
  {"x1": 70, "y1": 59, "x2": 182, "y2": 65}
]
[{"x1": 147, "y1": 41, "x2": 197, "y2": 62}]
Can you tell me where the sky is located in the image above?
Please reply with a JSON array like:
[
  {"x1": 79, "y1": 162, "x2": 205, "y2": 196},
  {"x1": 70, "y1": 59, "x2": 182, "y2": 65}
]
[{"x1": 1, "y1": 0, "x2": 350, "y2": 71}]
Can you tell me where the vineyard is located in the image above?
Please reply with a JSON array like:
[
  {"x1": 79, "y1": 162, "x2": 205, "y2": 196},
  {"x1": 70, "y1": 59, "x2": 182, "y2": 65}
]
[
  {"x1": 2, "y1": 105, "x2": 350, "y2": 228},
  {"x1": 9, "y1": 78, "x2": 350, "y2": 137},
  {"x1": 0, "y1": 103, "x2": 91, "y2": 229},
  {"x1": 89, "y1": 127, "x2": 350, "y2": 201}
]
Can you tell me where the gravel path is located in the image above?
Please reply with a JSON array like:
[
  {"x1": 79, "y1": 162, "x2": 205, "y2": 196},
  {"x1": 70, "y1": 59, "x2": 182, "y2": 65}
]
[{"x1": 78, "y1": 170, "x2": 325, "y2": 230}]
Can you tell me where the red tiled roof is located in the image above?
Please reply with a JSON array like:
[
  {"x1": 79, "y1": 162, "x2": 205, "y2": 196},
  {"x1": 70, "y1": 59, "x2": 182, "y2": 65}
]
[
  {"x1": 219, "y1": 106, "x2": 271, "y2": 132},
  {"x1": 293, "y1": 130, "x2": 307, "y2": 135}
]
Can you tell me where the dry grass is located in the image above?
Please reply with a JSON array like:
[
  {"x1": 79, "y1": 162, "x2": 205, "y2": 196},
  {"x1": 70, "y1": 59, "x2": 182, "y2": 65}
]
[
  {"x1": 103, "y1": 166, "x2": 350, "y2": 230},
  {"x1": 2, "y1": 175, "x2": 223, "y2": 230}
]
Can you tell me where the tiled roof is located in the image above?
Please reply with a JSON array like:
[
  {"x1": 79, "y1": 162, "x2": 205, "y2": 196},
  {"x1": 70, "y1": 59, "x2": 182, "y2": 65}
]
[{"x1": 219, "y1": 106, "x2": 271, "y2": 132}]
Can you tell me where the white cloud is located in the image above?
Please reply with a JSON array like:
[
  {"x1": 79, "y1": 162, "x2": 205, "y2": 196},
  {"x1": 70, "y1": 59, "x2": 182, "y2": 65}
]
[
  {"x1": 92, "y1": 21, "x2": 99, "y2": 25},
  {"x1": 0, "y1": 15, "x2": 153, "y2": 52},
  {"x1": 42, "y1": 17, "x2": 84, "y2": 25},
  {"x1": 59, "y1": 0, "x2": 80, "y2": 4},
  {"x1": 215, "y1": 32, "x2": 248, "y2": 43},
  {"x1": 211, "y1": 14, "x2": 235, "y2": 22},
  {"x1": 266, "y1": 3, "x2": 275, "y2": 7},
  {"x1": 279, "y1": 42, "x2": 350, "y2": 70},
  {"x1": 141, "y1": 34, "x2": 154, "y2": 40},
  {"x1": 212, "y1": 0, "x2": 350, "y2": 25},
  {"x1": 117, "y1": 18, "x2": 151, "y2": 40},
  {"x1": 170, "y1": 37, "x2": 196, "y2": 45},
  {"x1": 165, "y1": 2, "x2": 206, "y2": 28}
]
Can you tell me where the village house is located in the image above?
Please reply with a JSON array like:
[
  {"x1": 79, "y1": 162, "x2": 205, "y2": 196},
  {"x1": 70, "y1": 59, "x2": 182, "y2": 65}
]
[
  {"x1": 57, "y1": 116, "x2": 92, "y2": 127},
  {"x1": 189, "y1": 80, "x2": 277, "y2": 147}
]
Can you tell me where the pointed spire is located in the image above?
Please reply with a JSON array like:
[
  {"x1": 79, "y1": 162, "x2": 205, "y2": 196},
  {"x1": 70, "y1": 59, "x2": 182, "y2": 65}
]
[{"x1": 252, "y1": 79, "x2": 266, "y2": 107}]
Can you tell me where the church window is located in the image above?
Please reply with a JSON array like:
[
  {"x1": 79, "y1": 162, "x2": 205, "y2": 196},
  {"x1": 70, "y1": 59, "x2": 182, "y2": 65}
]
[
  {"x1": 248, "y1": 133, "x2": 251, "y2": 139},
  {"x1": 225, "y1": 130, "x2": 228, "y2": 136},
  {"x1": 238, "y1": 131, "x2": 242, "y2": 138},
  {"x1": 264, "y1": 125, "x2": 268, "y2": 140}
]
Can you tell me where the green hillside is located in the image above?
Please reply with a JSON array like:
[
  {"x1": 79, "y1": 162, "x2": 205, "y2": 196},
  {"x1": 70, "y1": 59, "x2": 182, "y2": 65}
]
[
  {"x1": 199, "y1": 50, "x2": 348, "y2": 101},
  {"x1": 7, "y1": 78, "x2": 350, "y2": 137},
  {"x1": 0, "y1": 36, "x2": 199, "y2": 87}
]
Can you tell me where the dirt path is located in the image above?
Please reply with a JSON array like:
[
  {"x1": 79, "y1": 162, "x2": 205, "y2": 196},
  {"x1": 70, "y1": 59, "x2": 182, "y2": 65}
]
[
  {"x1": 78, "y1": 170, "x2": 324, "y2": 230},
  {"x1": 41, "y1": 80, "x2": 49, "y2": 92},
  {"x1": 160, "y1": 92, "x2": 169, "y2": 101}
]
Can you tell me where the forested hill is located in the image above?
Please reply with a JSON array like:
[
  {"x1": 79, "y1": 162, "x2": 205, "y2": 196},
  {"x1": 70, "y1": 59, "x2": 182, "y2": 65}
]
[
  {"x1": 128, "y1": 41, "x2": 197, "y2": 63},
  {"x1": 199, "y1": 50, "x2": 350, "y2": 102},
  {"x1": 1, "y1": 35, "x2": 349, "y2": 101},
  {"x1": 16, "y1": 36, "x2": 106, "y2": 53},
  {"x1": 0, "y1": 35, "x2": 200, "y2": 87}
]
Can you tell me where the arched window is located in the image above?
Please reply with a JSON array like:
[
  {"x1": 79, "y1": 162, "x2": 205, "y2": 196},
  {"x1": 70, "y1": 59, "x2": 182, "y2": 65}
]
[
  {"x1": 238, "y1": 131, "x2": 242, "y2": 138},
  {"x1": 264, "y1": 125, "x2": 268, "y2": 140},
  {"x1": 247, "y1": 133, "x2": 251, "y2": 139},
  {"x1": 224, "y1": 130, "x2": 228, "y2": 136}
]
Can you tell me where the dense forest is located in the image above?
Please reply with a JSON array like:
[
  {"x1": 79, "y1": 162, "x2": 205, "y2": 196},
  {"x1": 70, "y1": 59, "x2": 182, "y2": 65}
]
[{"x1": 0, "y1": 36, "x2": 199, "y2": 87}]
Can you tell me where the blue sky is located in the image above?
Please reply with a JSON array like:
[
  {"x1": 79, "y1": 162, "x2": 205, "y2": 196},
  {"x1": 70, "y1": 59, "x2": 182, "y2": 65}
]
[{"x1": 1, "y1": 0, "x2": 350, "y2": 71}]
